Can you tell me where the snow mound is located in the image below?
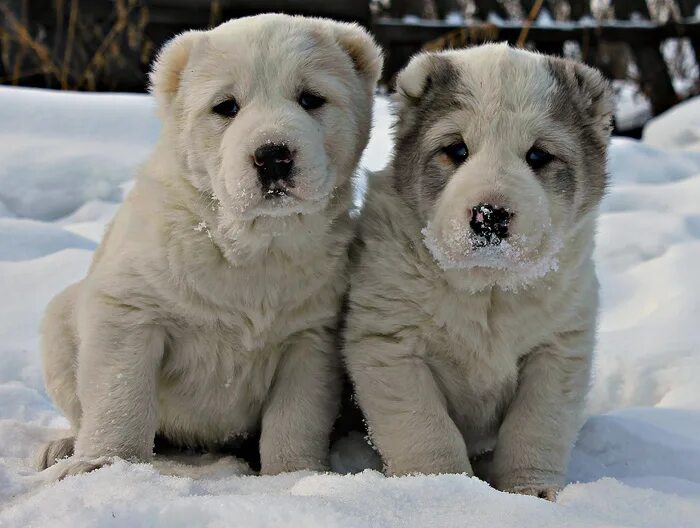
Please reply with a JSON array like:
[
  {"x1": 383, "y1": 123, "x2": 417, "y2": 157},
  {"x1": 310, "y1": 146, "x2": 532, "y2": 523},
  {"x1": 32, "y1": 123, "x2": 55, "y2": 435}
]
[
  {"x1": 1, "y1": 89, "x2": 700, "y2": 527},
  {"x1": 643, "y1": 95, "x2": 700, "y2": 151},
  {"x1": 0, "y1": 87, "x2": 157, "y2": 220},
  {"x1": 0, "y1": 218, "x2": 96, "y2": 261}
]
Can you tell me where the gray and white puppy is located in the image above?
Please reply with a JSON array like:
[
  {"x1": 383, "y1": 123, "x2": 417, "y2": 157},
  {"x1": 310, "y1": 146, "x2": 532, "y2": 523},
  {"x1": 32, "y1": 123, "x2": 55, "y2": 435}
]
[
  {"x1": 343, "y1": 44, "x2": 612, "y2": 499},
  {"x1": 36, "y1": 14, "x2": 382, "y2": 479}
]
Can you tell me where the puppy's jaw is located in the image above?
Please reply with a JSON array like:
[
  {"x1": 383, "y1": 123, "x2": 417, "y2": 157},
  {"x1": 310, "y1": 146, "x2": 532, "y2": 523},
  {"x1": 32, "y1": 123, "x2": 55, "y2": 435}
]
[{"x1": 215, "y1": 158, "x2": 336, "y2": 221}]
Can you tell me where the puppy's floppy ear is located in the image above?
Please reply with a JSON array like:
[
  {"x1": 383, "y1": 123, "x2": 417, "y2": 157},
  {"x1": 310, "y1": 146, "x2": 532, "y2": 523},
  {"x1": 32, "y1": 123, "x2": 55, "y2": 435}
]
[
  {"x1": 548, "y1": 57, "x2": 614, "y2": 140},
  {"x1": 330, "y1": 22, "x2": 383, "y2": 89},
  {"x1": 149, "y1": 30, "x2": 203, "y2": 108},
  {"x1": 395, "y1": 52, "x2": 434, "y2": 104},
  {"x1": 573, "y1": 61, "x2": 614, "y2": 139},
  {"x1": 395, "y1": 52, "x2": 456, "y2": 107}
]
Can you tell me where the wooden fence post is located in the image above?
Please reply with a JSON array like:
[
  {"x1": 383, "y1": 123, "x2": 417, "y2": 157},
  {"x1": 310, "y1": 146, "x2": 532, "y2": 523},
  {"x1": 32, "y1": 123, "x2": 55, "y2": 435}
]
[
  {"x1": 389, "y1": 0, "x2": 425, "y2": 17},
  {"x1": 676, "y1": 0, "x2": 700, "y2": 66},
  {"x1": 568, "y1": 0, "x2": 591, "y2": 20},
  {"x1": 568, "y1": 0, "x2": 600, "y2": 67},
  {"x1": 433, "y1": 0, "x2": 463, "y2": 19},
  {"x1": 473, "y1": 0, "x2": 509, "y2": 21},
  {"x1": 384, "y1": 0, "x2": 425, "y2": 85},
  {"x1": 614, "y1": 0, "x2": 678, "y2": 115},
  {"x1": 518, "y1": 0, "x2": 564, "y2": 55}
]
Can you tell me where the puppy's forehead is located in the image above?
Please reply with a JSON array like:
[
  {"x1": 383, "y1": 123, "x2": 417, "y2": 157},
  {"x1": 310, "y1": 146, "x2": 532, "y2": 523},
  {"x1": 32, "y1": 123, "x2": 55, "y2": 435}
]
[
  {"x1": 444, "y1": 45, "x2": 552, "y2": 115},
  {"x1": 201, "y1": 16, "x2": 348, "y2": 79}
]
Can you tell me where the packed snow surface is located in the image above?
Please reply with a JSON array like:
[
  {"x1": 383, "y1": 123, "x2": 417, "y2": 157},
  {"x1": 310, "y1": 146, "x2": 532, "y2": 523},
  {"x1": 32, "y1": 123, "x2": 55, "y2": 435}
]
[
  {"x1": 644, "y1": 95, "x2": 700, "y2": 151},
  {"x1": 1, "y1": 86, "x2": 700, "y2": 527}
]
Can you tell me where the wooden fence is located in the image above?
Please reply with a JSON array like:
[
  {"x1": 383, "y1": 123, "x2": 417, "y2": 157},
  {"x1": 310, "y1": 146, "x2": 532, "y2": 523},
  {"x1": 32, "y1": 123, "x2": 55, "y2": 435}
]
[
  {"x1": 377, "y1": 0, "x2": 700, "y2": 117},
  {"x1": 0, "y1": 0, "x2": 370, "y2": 91},
  {"x1": 1, "y1": 0, "x2": 699, "y2": 122}
]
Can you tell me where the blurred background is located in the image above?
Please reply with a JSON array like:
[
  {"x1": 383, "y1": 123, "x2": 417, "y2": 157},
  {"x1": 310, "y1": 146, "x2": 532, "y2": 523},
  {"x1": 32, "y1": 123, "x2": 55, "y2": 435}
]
[{"x1": 1, "y1": 0, "x2": 698, "y2": 136}]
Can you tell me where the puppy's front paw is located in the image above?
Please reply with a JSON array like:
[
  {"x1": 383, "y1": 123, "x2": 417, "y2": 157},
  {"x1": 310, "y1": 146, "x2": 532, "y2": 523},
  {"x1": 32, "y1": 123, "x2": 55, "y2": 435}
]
[
  {"x1": 504, "y1": 484, "x2": 560, "y2": 501},
  {"x1": 41, "y1": 456, "x2": 113, "y2": 481},
  {"x1": 34, "y1": 436, "x2": 75, "y2": 470}
]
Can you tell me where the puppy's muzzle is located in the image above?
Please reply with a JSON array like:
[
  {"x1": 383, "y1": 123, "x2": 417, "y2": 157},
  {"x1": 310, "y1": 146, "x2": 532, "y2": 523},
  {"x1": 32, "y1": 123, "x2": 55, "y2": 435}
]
[
  {"x1": 469, "y1": 203, "x2": 513, "y2": 246},
  {"x1": 253, "y1": 144, "x2": 295, "y2": 197}
]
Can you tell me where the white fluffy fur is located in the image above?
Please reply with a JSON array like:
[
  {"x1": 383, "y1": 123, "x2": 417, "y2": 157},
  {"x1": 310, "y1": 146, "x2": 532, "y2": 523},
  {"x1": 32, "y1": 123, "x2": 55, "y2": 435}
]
[
  {"x1": 36, "y1": 14, "x2": 381, "y2": 479},
  {"x1": 344, "y1": 45, "x2": 611, "y2": 499}
]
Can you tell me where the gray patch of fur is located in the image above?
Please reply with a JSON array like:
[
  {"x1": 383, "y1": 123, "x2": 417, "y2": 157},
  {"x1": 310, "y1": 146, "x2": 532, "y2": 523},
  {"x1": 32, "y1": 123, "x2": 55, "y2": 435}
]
[
  {"x1": 392, "y1": 56, "x2": 469, "y2": 215},
  {"x1": 545, "y1": 57, "x2": 613, "y2": 215}
]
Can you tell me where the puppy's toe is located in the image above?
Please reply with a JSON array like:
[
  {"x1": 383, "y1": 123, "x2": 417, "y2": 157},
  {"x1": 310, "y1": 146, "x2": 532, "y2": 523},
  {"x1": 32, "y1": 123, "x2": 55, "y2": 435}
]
[
  {"x1": 508, "y1": 485, "x2": 561, "y2": 502},
  {"x1": 537, "y1": 487, "x2": 559, "y2": 501},
  {"x1": 42, "y1": 456, "x2": 112, "y2": 481},
  {"x1": 34, "y1": 436, "x2": 75, "y2": 470}
]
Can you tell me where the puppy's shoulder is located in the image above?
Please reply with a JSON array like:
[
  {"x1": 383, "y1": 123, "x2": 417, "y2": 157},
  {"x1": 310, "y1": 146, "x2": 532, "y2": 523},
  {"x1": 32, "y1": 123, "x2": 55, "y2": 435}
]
[
  {"x1": 350, "y1": 170, "x2": 437, "y2": 307},
  {"x1": 357, "y1": 169, "x2": 419, "y2": 247}
]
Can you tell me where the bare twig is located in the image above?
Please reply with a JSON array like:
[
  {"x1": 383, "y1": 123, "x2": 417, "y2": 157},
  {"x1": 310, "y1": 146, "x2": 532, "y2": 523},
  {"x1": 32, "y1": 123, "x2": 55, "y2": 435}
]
[
  {"x1": 61, "y1": 0, "x2": 79, "y2": 89},
  {"x1": 516, "y1": 0, "x2": 545, "y2": 48},
  {"x1": 0, "y1": 0, "x2": 62, "y2": 83},
  {"x1": 76, "y1": 0, "x2": 138, "y2": 88},
  {"x1": 209, "y1": 0, "x2": 221, "y2": 28},
  {"x1": 0, "y1": 66, "x2": 52, "y2": 83}
]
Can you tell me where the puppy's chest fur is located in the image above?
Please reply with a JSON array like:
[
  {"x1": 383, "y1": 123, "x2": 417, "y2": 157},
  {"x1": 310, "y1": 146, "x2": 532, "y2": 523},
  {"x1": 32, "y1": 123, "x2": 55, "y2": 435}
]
[
  {"x1": 154, "y1": 260, "x2": 338, "y2": 444},
  {"x1": 153, "y1": 233, "x2": 346, "y2": 446},
  {"x1": 420, "y1": 281, "x2": 562, "y2": 451},
  {"x1": 98, "y1": 187, "x2": 350, "y2": 447},
  {"x1": 157, "y1": 325, "x2": 282, "y2": 447}
]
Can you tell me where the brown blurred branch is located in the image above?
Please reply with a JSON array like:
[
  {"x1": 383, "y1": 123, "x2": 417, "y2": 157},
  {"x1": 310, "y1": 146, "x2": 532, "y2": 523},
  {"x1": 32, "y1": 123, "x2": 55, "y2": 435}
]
[
  {"x1": 516, "y1": 0, "x2": 545, "y2": 48},
  {"x1": 0, "y1": 1, "x2": 62, "y2": 83},
  {"x1": 76, "y1": 0, "x2": 139, "y2": 89},
  {"x1": 61, "y1": 0, "x2": 79, "y2": 89}
]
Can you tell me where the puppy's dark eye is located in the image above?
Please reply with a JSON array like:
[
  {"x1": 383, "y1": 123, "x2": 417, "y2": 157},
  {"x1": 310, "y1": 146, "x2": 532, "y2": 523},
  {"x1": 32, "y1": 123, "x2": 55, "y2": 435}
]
[
  {"x1": 526, "y1": 146, "x2": 554, "y2": 170},
  {"x1": 442, "y1": 141, "x2": 469, "y2": 164},
  {"x1": 298, "y1": 91, "x2": 326, "y2": 111},
  {"x1": 212, "y1": 98, "x2": 240, "y2": 118}
]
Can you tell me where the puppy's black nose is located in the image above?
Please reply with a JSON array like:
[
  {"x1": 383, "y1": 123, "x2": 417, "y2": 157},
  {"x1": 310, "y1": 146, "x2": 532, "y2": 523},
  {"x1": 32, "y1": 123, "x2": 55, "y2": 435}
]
[
  {"x1": 253, "y1": 144, "x2": 294, "y2": 193},
  {"x1": 470, "y1": 203, "x2": 512, "y2": 245}
]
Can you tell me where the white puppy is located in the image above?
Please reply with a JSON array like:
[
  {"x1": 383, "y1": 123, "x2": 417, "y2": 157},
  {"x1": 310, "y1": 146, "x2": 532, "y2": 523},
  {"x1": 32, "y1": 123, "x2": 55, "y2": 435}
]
[
  {"x1": 344, "y1": 44, "x2": 612, "y2": 499},
  {"x1": 36, "y1": 13, "x2": 382, "y2": 478}
]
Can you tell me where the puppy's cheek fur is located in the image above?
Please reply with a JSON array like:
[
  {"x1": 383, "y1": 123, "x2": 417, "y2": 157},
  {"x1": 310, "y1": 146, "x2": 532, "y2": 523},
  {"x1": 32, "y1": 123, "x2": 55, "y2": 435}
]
[
  {"x1": 320, "y1": 98, "x2": 370, "y2": 186},
  {"x1": 417, "y1": 157, "x2": 451, "y2": 219}
]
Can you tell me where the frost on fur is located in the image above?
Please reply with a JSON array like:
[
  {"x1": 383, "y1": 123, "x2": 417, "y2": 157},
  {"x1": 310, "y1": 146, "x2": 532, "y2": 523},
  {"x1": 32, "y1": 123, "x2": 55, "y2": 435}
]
[{"x1": 421, "y1": 219, "x2": 562, "y2": 291}]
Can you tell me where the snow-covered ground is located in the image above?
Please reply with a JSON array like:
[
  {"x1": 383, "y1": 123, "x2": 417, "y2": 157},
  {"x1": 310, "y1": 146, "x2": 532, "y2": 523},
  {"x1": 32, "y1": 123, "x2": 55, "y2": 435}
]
[{"x1": 1, "y1": 85, "x2": 699, "y2": 527}]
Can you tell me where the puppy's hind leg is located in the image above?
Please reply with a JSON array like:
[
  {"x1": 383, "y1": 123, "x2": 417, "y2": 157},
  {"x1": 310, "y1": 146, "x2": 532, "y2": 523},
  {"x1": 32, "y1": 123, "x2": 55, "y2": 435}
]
[
  {"x1": 34, "y1": 436, "x2": 75, "y2": 470},
  {"x1": 36, "y1": 283, "x2": 82, "y2": 469}
]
